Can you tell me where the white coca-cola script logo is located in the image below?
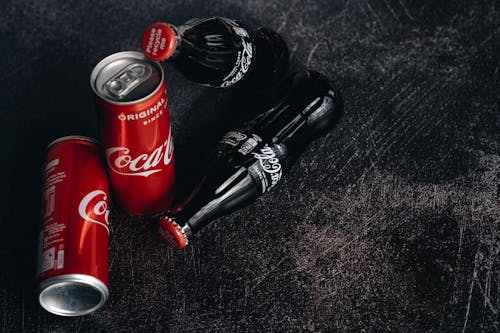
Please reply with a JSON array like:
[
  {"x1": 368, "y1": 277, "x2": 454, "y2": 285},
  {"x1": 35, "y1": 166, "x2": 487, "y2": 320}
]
[
  {"x1": 105, "y1": 130, "x2": 174, "y2": 177},
  {"x1": 78, "y1": 190, "x2": 110, "y2": 233},
  {"x1": 253, "y1": 145, "x2": 282, "y2": 190},
  {"x1": 220, "y1": 38, "x2": 253, "y2": 88}
]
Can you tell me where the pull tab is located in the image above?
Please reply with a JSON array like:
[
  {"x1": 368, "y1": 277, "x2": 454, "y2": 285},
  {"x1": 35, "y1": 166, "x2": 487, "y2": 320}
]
[{"x1": 104, "y1": 63, "x2": 152, "y2": 99}]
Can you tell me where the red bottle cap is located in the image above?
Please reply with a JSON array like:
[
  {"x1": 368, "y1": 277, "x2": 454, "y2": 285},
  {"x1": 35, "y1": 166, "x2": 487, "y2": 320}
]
[
  {"x1": 142, "y1": 22, "x2": 177, "y2": 62},
  {"x1": 158, "y1": 216, "x2": 188, "y2": 249}
]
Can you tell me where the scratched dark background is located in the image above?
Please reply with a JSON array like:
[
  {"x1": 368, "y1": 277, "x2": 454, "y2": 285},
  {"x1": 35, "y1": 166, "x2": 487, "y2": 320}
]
[{"x1": 0, "y1": 0, "x2": 499, "y2": 332}]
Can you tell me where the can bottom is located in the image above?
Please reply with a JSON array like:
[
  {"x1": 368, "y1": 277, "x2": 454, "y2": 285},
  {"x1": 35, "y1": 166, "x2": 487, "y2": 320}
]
[{"x1": 38, "y1": 274, "x2": 109, "y2": 317}]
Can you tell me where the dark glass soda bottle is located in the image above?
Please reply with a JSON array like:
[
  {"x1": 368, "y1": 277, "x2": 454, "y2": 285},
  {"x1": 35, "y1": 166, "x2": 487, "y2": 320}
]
[
  {"x1": 142, "y1": 17, "x2": 289, "y2": 88},
  {"x1": 157, "y1": 71, "x2": 343, "y2": 248}
]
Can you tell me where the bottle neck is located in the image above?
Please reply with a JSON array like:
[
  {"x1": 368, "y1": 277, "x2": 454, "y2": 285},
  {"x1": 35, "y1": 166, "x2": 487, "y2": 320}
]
[{"x1": 167, "y1": 24, "x2": 182, "y2": 60}]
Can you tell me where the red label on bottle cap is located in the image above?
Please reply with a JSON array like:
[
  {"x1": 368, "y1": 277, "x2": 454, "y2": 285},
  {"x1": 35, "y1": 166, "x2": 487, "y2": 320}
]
[
  {"x1": 158, "y1": 216, "x2": 188, "y2": 249},
  {"x1": 142, "y1": 23, "x2": 177, "y2": 62}
]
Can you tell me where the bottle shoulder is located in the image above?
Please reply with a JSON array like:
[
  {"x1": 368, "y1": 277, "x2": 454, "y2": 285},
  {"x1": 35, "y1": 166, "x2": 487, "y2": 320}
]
[{"x1": 173, "y1": 17, "x2": 258, "y2": 87}]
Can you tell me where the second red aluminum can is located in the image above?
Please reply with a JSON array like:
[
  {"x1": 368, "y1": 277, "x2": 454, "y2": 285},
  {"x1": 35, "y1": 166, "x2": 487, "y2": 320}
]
[
  {"x1": 38, "y1": 136, "x2": 110, "y2": 316},
  {"x1": 91, "y1": 51, "x2": 175, "y2": 216}
]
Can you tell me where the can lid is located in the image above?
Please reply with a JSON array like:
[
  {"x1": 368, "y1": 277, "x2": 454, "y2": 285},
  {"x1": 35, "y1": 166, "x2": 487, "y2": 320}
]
[
  {"x1": 39, "y1": 274, "x2": 109, "y2": 317},
  {"x1": 142, "y1": 23, "x2": 177, "y2": 62},
  {"x1": 158, "y1": 216, "x2": 188, "y2": 249},
  {"x1": 90, "y1": 51, "x2": 163, "y2": 104},
  {"x1": 46, "y1": 136, "x2": 99, "y2": 150}
]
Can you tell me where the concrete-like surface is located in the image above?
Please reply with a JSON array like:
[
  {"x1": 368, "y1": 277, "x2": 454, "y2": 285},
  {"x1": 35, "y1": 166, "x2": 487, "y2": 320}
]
[{"x1": 0, "y1": 0, "x2": 498, "y2": 331}]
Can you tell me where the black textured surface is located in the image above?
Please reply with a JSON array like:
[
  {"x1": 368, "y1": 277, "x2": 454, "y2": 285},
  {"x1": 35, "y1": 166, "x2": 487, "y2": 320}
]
[{"x1": 1, "y1": 0, "x2": 499, "y2": 332}]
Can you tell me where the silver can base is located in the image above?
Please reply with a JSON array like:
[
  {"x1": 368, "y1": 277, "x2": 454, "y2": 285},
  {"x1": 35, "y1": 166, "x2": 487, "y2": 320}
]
[{"x1": 38, "y1": 274, "x2": 109, "y2": 317}]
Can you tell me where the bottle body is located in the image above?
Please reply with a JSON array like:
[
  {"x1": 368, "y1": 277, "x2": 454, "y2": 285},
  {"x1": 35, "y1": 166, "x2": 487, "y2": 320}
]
[
  {"x1": 142, "y1": 17, "x2": 289, "y2": 88},
  {"x1": 158, "y1": 71, "x2": 342, "y2": 248}
]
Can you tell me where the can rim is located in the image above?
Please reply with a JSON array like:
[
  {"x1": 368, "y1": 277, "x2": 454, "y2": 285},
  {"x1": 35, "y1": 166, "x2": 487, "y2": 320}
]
[
  {"x1": 90, "y1": 51, "x2": 165, "y2": 106},
  {"x1": 46, "y1": 136, "x2": 99, "y2": 150},
  {"x1": 38, "y1": 274, "x2": 109, "y2": 317}
]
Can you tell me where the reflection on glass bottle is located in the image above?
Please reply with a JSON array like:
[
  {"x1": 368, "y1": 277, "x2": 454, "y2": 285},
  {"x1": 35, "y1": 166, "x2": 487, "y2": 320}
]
[
  {"x1": 142, "y1": 17, "x2": 289, "y2": 88},
  {"x1": 158, "y1": 71, "x2": 343, "y2": 248}
]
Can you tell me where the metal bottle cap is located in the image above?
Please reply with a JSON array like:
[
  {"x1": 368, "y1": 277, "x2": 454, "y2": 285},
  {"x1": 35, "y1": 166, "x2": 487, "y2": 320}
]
[
  {"x1": 38, "y1": 274, "x2": 109, "y2": 316},
  {"x1": 90, "y1": 51, "x2": 163, "y2": 104},
  {"x1": 158, "y1": 216, "x2": 189, "y2": 249},
  {"x1": 142, "y1": 23, "x2": 178, "y2": 62}
]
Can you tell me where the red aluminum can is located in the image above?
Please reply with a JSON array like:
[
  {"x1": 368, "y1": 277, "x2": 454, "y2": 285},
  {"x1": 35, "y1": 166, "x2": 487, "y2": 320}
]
[
  {"x1": 90, "y1": 51, "x2": 175, "y2": 216},
  {"x1": 38, "y1": 136, "x2": 110, "y2": 316}
]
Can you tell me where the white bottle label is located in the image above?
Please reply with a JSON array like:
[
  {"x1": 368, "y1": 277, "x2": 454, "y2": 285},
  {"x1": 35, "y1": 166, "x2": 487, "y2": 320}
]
[
  {"x1": 220, "y1": 20, "x2": 254, "y2": 87},
  {"x1": 252, "y1": 144, "x2": 283, "y2": 193}
]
